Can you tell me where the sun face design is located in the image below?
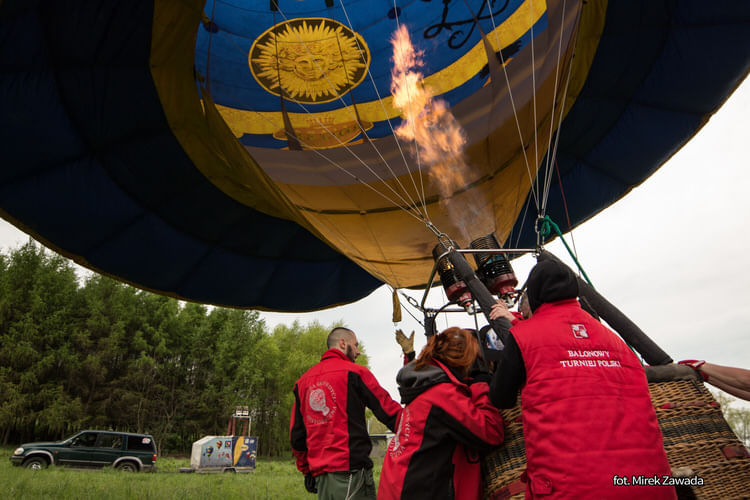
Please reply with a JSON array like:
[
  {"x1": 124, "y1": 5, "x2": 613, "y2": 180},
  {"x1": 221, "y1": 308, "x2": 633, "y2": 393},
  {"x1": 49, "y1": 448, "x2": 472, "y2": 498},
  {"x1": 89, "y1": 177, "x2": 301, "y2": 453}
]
[{"x1": 249, "y1": 18, "x2": 370, "y2": 104}]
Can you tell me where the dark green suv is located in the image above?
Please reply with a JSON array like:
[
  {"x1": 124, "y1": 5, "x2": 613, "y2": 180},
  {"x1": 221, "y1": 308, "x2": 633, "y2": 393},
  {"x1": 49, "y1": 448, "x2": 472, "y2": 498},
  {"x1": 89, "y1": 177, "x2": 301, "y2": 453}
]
[{"x1": 10, "y1": 430, "x2": 157, "y2": 471}]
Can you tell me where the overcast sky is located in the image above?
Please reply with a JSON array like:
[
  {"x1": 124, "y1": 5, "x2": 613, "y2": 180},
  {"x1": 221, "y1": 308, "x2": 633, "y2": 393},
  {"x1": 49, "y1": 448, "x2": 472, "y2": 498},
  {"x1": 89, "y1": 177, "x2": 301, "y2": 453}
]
[{"x1": 1, "y1": 77, "x2": 747, "y2": 409}]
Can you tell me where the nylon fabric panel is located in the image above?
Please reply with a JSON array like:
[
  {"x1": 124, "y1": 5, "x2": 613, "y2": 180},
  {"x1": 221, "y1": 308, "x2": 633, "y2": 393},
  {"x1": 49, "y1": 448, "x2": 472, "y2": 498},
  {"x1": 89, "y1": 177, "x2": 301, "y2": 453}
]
[
  {"x1": 536, "y1": 156, "x2": 626, "y2": 237},
  {"x1": 150, "y1": 0, "x2": 333, "y2": 228},
  {"x1": 0, "y1": 0, "x2": 382, "y2": 311},
  {"x1": 3, "y1": 0, "x2": 747, "y2": 310},
  {"x1": 584, "y1": 106, "x2": 702, "y2": 183},
  {"x1": 0, "y1": 158, "x2": 144, "y2": 255},
  {"x1": 0, "y1": 9, "x2": 86, "y2": 176},
  {"x1": 183, "y1": 0, "x2": 590, "y2": 291},
  {"x1": 511, "y1": 0, "x2": 750, "y2": 248}
]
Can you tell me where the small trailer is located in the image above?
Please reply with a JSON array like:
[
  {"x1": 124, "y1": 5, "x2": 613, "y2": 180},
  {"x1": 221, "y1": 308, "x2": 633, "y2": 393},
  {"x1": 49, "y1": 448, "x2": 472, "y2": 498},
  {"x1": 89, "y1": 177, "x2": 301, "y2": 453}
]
[
  {"x1": 179, "y1": 435, "x2": 258, "y2": 473},
  {"x1": 180, "y1": 406, "x2": 257, "y2": 474}
]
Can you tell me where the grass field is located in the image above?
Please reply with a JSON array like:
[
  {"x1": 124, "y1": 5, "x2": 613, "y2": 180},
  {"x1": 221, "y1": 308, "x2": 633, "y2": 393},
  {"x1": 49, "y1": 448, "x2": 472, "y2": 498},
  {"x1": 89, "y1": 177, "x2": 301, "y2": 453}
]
[{"x1": 1, "y1": 447, "x2": 383, "y2": 499}]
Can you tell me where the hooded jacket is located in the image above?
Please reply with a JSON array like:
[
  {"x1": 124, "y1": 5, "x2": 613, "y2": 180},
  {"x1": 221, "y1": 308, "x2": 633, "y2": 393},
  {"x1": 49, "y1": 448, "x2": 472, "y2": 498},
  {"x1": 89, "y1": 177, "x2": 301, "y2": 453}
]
[
  {"x1": 508, "y1": 259, "x2": 675, "y2": 499},
  {"x1": 378, "y1": 359, "x2": 504, "y2": 500},
  {"x1": 290, "y1": 349, "x2": 402, "y2": 475}
]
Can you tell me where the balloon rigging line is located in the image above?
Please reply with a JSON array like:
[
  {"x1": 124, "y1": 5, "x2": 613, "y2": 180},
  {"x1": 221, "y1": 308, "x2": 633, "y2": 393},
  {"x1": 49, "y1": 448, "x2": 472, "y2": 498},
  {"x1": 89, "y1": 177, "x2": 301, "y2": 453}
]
[
  {"x1": 388, "y1": 0, "x2": 432, "y2": 223},
  {"x1": 513, "y1": 192, "x2": 534, "y2": 248},
  {"x1": 205, "y1": 6, "x2": 441, "y2": 238},
  {"x1": 402, "y1": 300, "x2": 426, "y2": 327},
  {"x1": 529, "y1": 0, "x2": 542, "y2": 214},
  {"x1": 200, "y1": 5, "x2": 425, "y2": 223},
  {"x1": 262, "y1": 7, "x2": 424, "y2": 216},
  {"x1": 486, "y1": 2, "x2": 540, "y2": 213},
  {"x1": 339, "y1": 0, "x2": 432, "y2": 222},
  {"x1": 541, "y1": 9, "x2": 579, "y2": 215},
  {"x1": 539, "y1": 0, "x2": 569, "y2": 216},
  {"x1": 206, "y1": 2, "x2": 585, "y2": 244},
  {"x1": 246, "y1": 110, "x2": 429, "y2": 227},
  {"x1": 254, "y1": 85, "x2": 424, "y2": 221},
  {"x1": 199, "y1": 1, "x2": 600, "y2": 294},
  {"x1": 338, "y1": 0, "x2": 428, "y2": 285},
  {"x1": 273, "y1": 6, "x2": 428, "y2": 219},
  {"x1": 283, "y1": 183, "x2": 373, "y2": 260},
  {"x1": 555, "y1": 157, "x2": 580, "y2": 261},
  {"x1": 540, "y1": 0, "x2": 581, "y2": 214},
  {"x1": 287, "y1": 180, "x2": 404, "y2": 287}
]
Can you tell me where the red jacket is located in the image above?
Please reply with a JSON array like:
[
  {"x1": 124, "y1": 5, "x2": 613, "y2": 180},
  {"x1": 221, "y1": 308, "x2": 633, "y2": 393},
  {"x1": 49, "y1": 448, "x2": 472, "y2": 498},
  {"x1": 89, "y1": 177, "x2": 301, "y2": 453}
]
[
  {"x1": 290, "y1": 349, "x2": 402, "y2": 475},
  {"x1": 512, "y1": 299, "x2": 675, "y2": 499},
  {"x1": 378, "y1": 360, "x2": 504, "y2": 500}
]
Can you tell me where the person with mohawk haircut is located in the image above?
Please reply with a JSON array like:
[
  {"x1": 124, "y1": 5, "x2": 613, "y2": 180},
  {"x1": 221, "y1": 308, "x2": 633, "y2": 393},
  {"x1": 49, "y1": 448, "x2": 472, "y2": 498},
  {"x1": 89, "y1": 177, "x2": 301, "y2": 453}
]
[{"x1": 290, "y1": 327, "x2": 402, "y2": 500}]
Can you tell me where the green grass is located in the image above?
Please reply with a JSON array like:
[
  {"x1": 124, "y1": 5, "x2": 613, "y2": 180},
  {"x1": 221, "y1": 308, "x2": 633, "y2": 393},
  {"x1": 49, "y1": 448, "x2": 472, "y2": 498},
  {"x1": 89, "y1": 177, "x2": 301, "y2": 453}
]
[{"x1": 1, "y1": 447, "x2": 383, "y2": 499}]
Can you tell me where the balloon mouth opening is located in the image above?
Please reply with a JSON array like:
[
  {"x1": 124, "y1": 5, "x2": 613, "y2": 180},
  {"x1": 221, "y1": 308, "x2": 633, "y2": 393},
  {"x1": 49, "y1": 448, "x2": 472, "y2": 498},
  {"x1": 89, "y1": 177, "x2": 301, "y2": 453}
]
[{"x1": 469, "y1": 234, "x2": 518, "y2": 299}]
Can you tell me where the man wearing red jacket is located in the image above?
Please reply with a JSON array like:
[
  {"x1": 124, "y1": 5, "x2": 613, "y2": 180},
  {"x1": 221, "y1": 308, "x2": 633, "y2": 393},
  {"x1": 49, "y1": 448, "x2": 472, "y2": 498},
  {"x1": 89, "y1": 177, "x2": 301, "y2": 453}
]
[
  {"x1": 489, "y1": 260, "x2": 676, "y2": 499},
  {"x1": 290, "y1": 327, "x2": 402, "y2": 499}
]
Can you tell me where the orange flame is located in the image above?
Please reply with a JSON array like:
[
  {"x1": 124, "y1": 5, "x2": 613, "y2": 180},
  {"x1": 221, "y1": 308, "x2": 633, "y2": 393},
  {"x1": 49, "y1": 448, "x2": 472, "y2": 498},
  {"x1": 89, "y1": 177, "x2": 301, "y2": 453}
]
[{"x1": 390, "y1": 25, "x2": 489, "y2": 242}]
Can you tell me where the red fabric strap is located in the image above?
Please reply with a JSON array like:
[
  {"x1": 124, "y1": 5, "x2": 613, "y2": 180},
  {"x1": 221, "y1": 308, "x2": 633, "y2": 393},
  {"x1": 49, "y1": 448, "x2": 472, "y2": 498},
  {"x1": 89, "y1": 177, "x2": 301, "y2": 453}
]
[
  {"x1": 722, "y1": 445, "x2": 750, "y2": 459},
  {"x1": 489, "y1": 478, "x2": 526, "y2": 500}
]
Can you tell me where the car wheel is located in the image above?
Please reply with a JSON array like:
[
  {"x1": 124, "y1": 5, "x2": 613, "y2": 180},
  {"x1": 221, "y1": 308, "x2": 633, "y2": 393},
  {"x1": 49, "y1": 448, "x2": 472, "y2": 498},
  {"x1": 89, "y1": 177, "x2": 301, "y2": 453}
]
[
  {"x1": 116, "y1": 461, "x2": 138, "y2": 472},
  {"x1": 23, "y1": 457, "x2": 48, "y2": 470}
]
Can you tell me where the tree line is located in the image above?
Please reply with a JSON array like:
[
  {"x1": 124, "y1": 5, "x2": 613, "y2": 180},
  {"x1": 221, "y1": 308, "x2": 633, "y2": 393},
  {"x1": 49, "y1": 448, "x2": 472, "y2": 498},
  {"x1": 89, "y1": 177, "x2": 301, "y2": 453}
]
[
  {"x1": 3, "y1": 239, "x2": 748, "y2": 455},
  {"x1": 712, "y1": 391, "x2": 750, "y2": 446},
  {"x1": 0, "y1": 239, "x2": 368, "y2": 456}
]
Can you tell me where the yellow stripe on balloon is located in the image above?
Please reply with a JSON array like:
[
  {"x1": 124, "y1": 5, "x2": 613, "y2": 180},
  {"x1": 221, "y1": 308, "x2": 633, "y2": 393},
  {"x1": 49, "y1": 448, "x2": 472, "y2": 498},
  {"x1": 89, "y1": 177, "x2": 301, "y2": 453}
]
[{"x1": 215, "y1": 0, "x2": 547, "y2": 137}]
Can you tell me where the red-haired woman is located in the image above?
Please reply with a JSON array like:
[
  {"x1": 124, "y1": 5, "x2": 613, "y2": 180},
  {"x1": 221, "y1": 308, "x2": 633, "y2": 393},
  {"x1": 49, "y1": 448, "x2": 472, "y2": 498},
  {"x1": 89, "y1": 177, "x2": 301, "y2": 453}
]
[{"x1": 378, "y1": 327, "x2": 504, "y2": 500}]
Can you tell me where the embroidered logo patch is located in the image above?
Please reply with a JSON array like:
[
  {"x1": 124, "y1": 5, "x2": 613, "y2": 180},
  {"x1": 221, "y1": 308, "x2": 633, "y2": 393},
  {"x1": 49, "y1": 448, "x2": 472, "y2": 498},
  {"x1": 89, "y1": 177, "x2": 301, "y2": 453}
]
[
  {"x1": 389, "y1": 408, "x2": 411, "y2": 458},
  {"x1": 306, "y1": 381, "x2": 337, "y2": 424},
  {"x1": 571, "y1": 324, "x2": 588, "y2": 339},
  {"x1": 309, "y1": 389, "x2": 330, "y2": 416}
]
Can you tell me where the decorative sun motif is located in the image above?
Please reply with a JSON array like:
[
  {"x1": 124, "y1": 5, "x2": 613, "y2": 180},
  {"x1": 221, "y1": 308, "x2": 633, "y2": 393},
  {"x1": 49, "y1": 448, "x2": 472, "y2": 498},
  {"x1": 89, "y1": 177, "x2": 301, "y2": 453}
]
[{"x1": 249, "y1": 18, "x2": 370, "y2": 104}]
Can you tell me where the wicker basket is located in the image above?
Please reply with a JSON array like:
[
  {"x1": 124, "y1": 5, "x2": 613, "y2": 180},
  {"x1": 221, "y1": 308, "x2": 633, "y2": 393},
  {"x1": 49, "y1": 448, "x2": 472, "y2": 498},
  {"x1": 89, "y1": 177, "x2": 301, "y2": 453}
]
[
  {"x1": 483, "y1": 401, "x2": 526, "y2": 500},
  {"x1": 654, "y1": 380, "x2": 750, "y2": 499},
  {"x1": 482, "y1": 379, "x2": 750, "y2": 499},
  {"x1": 657, "y1": 404, "x2": 736, "y2": 448},
  {"x1": 689, "y1": 461, "x2": 750, "y2": 499},
  {"x1": 665, "y1": 439, "x2": 748, "y2": 470},
  {"x1": 649, "y1": 379, "x2": 715, "y2": 407}
]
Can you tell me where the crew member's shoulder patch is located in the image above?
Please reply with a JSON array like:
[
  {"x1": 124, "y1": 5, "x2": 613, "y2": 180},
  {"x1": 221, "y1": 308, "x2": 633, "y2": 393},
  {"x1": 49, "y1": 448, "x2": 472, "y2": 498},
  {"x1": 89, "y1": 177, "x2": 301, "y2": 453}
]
[{"x1": 571, "y1": 324, "x2": 588, "y2": 339}]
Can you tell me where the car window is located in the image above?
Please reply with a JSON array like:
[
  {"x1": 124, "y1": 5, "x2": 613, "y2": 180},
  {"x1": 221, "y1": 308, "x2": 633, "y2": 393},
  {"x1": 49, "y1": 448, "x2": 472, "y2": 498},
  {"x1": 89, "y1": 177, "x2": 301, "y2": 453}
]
[
  {"x1": 126, "y1": 435, "x2": 155, "y2": 452},
  {"x1": 96, "y1": 434, "x2": 123, "y2": 449},
  {"x1": 71, "y1": 432, "x2": 98, "y2": 447}
]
